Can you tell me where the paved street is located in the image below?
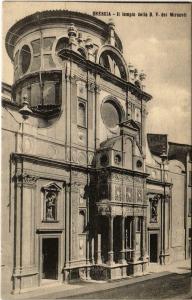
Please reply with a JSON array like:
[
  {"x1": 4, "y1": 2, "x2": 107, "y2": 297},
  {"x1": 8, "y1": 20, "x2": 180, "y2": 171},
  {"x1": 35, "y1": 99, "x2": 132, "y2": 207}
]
[{"x1": 56, "y1": 273, "x2": 191, "y2": 299}]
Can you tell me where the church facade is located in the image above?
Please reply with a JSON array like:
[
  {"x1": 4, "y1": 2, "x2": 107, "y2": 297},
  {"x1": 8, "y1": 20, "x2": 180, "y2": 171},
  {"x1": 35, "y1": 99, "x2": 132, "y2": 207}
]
[{"x1": 1, "y1": 10, "x2": 191, "y2": 296}]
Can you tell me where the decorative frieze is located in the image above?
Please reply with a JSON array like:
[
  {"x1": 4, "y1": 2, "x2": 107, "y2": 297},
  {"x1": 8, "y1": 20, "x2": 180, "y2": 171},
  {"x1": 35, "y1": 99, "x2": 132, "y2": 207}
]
[
  {"x1": 97, "y1": 204, "x2": 111, "y2": 216},
  {"x1": 111, "y1": 173, "x2": 133, "y2": 183},
  {"x1": 134, "y1": 177, "x2": 143, "y2": 184}
]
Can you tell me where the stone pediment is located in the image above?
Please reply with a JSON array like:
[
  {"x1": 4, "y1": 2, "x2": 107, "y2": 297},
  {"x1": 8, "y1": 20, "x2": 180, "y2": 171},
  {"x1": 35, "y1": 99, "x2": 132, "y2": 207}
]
[
  {"x1": 119, "y1": 119, "x2": 140, "y2": 137},
  {"x1": 41, "y1": 182, "x2": 62, "y2": 192}
]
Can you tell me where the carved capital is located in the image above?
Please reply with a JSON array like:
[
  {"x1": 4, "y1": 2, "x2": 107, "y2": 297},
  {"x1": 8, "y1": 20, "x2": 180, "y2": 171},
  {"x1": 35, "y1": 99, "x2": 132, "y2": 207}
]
[
  {"x1": 14, "y1": 172, "x2": 39, "y2": 186},
  {"x1": 95, "y1": 84, "x2": 101, "y2": 94},
  {"x1": 86, "y1": 82, "x2": 95, "y2": 92},
  {"x1": 71, "y1": 181, "x2": 81, "y2": 192}
]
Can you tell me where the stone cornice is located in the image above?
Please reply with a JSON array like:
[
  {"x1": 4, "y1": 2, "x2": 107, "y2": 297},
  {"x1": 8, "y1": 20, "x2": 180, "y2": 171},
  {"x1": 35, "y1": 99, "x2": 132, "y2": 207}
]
[
  {"x1": 147, "y1": 178, "x2": 173, "y2": 186},
  {"x1": 6, "y1": 10, "x2": 123, "y2": 61},
  {"x1": 59, "y1": 49, "x2": 152, "y2": 102},
  {"x1": 11, "y1": 152, "x2": 95, "y2": 174},
  {"x1": 97, "y1": 166, "x2": 149, "y2": 178}
]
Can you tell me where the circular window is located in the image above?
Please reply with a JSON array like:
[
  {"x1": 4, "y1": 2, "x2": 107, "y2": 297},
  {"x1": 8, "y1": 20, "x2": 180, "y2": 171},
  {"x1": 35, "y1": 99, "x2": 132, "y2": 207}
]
[
  {"x1": 114, "y1": 154, "x2": 121, "y2": 165},
  {"x1": 20, "y1": 45, "x2": 31, "y2": 74},
  {"x1": 101, "y1": 100, "x2": 121, "y2": 128},
  {"x1": 136, "y1": 160, "x2": 143, "y2": 168},
  {"x1": 100, "y1": 154, "x2": 109, "y2": 166}
]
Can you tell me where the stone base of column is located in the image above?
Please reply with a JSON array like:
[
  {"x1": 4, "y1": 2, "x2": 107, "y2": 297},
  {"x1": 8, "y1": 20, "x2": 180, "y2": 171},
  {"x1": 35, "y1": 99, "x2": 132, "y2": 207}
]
[
  {"x1": 159, "y1": 251, "x2": 165, "y2": 265},
  {"x1": 119, "y1": 250, "x2": 127, "y2": 264},
  {"x1": 140, "y1": 254, "x2": 149, "y2": 263},
  {"x1": 107, "y1": 265, "x2": 127, "y2": 280},
  {"x1": 160, "y1": 251, "x2": 170, "y2": 265},
  {"x1": 127, "y1": 260, "x2": 147, "y2": 276}
]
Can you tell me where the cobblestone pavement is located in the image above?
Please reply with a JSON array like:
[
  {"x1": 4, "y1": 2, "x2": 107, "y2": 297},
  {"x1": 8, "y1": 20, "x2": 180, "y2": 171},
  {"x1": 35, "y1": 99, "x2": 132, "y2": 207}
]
[{"x1": 54, "y1": 272, "x2": 191, "y2": 299}]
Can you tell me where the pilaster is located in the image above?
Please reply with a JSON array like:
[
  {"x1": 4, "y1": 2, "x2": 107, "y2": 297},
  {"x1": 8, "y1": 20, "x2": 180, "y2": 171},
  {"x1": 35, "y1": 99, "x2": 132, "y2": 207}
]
[{"x1": 107, "y1": 216, "x2": 114, "y2": 266}]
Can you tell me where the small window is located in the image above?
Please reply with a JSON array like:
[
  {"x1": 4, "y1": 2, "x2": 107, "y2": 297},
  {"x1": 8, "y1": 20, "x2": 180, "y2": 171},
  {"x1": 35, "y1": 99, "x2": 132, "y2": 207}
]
[
  {"x1": 136, "y1": 160, "x2": 143, "y2": 168},
  {"x1": 43, "y1": 82, "x2": 56, "y2": 105},
  {"x1": 43, "y1": 37, "x2": 55, "y2": 51},
  {"x1": 31, "y1": 83, "x2": 41, "y2": 107},
  {"x1": 114, "y1": 154, "x2": 121, "y2": 165},
  {"x1": 78, "y1": 100, "x2": 86, "y2": 127},
  {"x1": 20, "y1": 45, "x2": 31, "y2": 74},
  {"x1": 31, "y1": 39, "x2": 41, "y2": 55}
]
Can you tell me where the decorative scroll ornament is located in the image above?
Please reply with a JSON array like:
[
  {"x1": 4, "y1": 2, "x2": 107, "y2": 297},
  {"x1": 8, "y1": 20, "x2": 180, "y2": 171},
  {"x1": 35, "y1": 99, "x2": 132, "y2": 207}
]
[{"x1": 14, "y1": 172, "x2": 39, "y2": 186}]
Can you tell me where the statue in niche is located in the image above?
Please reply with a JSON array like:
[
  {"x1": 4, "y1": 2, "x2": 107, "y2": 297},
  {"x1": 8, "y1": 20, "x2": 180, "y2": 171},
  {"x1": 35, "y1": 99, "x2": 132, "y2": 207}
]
[
  {"x1": 46, "y1": 191, "x2": 56, "y2": 220},
  {"x1": 151, "y1": 197, "x2": 158, "y2": 222}
]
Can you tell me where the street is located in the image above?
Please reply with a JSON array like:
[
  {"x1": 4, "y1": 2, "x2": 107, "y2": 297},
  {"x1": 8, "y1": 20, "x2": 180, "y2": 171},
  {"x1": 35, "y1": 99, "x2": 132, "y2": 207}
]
[
  {"x1": 61, "y1": 273, "x2": 191, "y2": 299},
  {"x1": 32, "y1": 272, "x2": 191, "y2": 300}
]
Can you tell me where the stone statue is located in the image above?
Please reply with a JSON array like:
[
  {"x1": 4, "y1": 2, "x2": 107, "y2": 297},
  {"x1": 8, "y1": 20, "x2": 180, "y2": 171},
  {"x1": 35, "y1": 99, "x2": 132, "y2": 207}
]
[
  {"x1": 151, "y1": 199, "x2": 158, "y2": 222},
  {"x1": 46, "y1": 191, "x2": 56, "y2": 220}
]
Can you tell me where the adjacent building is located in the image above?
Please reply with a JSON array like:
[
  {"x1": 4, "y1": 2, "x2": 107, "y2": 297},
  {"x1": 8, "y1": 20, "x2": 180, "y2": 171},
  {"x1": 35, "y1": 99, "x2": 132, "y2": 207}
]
[{"x1": 1, "y1": 10, "x2": 191, "y2": 296}]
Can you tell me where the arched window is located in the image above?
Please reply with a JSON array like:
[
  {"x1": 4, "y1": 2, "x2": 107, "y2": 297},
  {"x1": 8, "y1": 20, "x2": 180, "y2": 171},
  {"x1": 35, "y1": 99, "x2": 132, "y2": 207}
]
[
  {"x1": 56, "y1": 37, "x2": 69, "y2": 52},
  {"x1": 78, "y1": 210, "x2": 85, "y2": 233},
  {"x1": 78, "y1": 101, "x2": 86, "y2": 127},
  {"x1": 99, "y1": 50, "x2": 126, "y2": 80}
]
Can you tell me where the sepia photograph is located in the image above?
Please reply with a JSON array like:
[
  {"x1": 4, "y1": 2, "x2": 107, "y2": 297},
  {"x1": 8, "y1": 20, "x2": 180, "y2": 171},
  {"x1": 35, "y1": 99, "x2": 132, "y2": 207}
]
[{"x1": 1, "y1": 1, "x2": 192, "y2": 299}]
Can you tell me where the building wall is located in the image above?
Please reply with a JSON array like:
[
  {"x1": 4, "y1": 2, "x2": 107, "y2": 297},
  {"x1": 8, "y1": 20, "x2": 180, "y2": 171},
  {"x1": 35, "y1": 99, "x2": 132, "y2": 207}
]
[
  {"x1": 1, "y1": 108, "x2": 20, "y2": 295},
  {"x1": 168, "y1": 160, "x2": 185, "y2": 261}
]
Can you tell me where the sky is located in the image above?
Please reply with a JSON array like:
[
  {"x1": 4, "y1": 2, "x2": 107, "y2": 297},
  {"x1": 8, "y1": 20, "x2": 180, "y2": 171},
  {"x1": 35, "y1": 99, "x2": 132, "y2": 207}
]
[{"x1": 2, "y1": 1, "x2": 191, "y2": 145}]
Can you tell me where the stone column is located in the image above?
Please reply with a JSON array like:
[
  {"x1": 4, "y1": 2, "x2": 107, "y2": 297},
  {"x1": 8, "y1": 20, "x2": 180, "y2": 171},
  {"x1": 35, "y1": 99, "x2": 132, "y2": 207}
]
[
  {"x1": 141, "y1": 216, "x2": 148, "y2": 260},
  {"x1": 120, "y1": 216, "x2": 126, "y2": 264},
  {"x1": 107, "y1": 216, "x2": 114, "y2": 265},
  {"x1": 131, "y1": 217, "x2": 137, "y2": 262},
  {"x1": 96, "y1": 234, "x2": 102, "y2": 265},
  {"x1": 160, "y1": 195, "x2": 164, "y2": 264},
  {"x1": 95, "y1": 217, "x2": 102, "y2": 264}
]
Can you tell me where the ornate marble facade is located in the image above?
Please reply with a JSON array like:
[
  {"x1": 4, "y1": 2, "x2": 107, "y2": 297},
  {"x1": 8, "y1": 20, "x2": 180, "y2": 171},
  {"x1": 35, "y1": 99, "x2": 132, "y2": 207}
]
[{"x1": 1, "y1": 10, "x2": 191, "y2": 296}]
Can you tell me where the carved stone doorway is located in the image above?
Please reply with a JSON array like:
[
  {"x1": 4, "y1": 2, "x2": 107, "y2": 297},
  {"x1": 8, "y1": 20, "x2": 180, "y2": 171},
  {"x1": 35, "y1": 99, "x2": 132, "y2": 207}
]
[
  {"x1": 42, "y1": 238, "x2": 58, "y2": 280},
  {"x1": 149, "y1": 234, "x2": 158, "y2": 262}
]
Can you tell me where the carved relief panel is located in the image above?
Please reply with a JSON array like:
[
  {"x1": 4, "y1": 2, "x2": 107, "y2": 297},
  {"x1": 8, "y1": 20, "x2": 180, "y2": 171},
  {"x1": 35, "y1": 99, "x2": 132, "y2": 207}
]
[
  {"x1": 125, "y1": 186, "x2": 133, "y2": 203},
  {"x1": 115, "y1": 185, "x2": 122, "y2": 202}
]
